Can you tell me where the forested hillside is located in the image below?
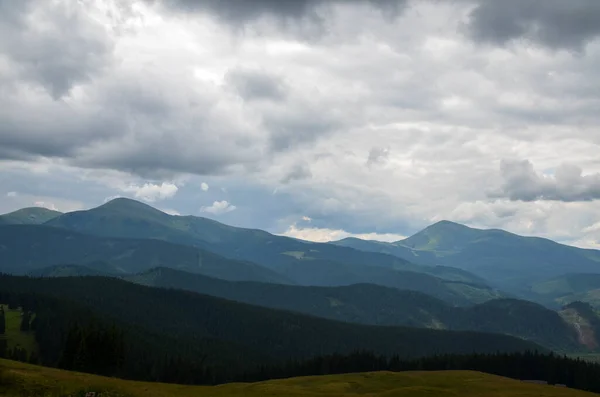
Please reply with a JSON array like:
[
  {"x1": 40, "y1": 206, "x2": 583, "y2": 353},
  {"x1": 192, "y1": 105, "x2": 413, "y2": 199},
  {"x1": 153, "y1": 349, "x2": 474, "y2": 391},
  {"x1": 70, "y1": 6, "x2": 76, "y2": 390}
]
[
  {"x1": 0, "y1": 274, "x2": 543, "y2": 383},
  {"x1": 531, "y1": 274, "x2": 600, "y2": 309},
  {"x1": 128, "y1": 267, "x2": 583, "y2": 351}
]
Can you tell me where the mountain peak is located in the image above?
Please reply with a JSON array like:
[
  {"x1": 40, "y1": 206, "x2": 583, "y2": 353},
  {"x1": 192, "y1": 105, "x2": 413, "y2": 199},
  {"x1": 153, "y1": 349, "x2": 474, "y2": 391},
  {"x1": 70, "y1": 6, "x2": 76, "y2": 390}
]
[
  {"x1": 0, "y1": 207, "x2": 63, "y2": 225},
  {"x1": 98, "y1": 197, "x2": 167, "y2": 216},
  {"x1": 400, "y1": 220, "x2": 479, "y2": 251},
  {"x1": 428, "y1": 220, "x2": 471, "y2": 230}
]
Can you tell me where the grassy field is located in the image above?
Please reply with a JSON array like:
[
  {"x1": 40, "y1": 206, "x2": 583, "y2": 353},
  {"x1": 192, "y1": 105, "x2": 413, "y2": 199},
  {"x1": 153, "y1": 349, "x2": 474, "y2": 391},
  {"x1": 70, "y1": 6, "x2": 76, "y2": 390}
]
[
  {"x1": 0, "y1": 358, "x2": 597, "y2": 397},
  {"x1": 0, "y1": 306, "x2": 37, "y2": 355}
]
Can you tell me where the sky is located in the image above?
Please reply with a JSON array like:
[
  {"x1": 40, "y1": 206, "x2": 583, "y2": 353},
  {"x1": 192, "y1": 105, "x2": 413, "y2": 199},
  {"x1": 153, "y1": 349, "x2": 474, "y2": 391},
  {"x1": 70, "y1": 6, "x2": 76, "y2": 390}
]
[{"x1": 2, "y1": 0, "x2": 600, "y2": 247}]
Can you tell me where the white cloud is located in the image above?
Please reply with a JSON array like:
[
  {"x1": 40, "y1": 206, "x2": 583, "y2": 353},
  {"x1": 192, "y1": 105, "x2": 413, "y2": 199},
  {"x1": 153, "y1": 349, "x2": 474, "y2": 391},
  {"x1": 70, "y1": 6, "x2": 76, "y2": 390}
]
[
  {"x1": 33, "y1": 201, "x2": 59, "y2": 211},
  {"x1": 281, "y1": 223, "x2": 406, "y2": 243},
  {"x1": 302, "y1": 216, "x2": 312, "y2": 222},
  {"x1": 125, "y1": 182, "x2": 178, "y2": 202},
  {"x1": 6, "y1": 192, "x2": 17, "y2": 197},
  {"x1": 201, "y1": 182, "x2": 209, "y2": 191},
  {"x1": 2, "y1": 1, "x2": 600, "y2": 247},
  {"x1": 200, "y1": 200, "x2": 237, "y2": 215},
  {"x1": 161, "y1": 208, "x2": 181, "y2": 216},
  {"x1": 104, "y1": 195, "x2": 124, "y2": 203}
]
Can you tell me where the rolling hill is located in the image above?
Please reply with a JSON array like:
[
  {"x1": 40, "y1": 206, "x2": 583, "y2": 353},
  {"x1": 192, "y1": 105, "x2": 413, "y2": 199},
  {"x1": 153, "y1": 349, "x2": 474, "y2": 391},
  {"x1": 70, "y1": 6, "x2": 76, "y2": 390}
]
[
  {"x1": 0, "y1": 359, "x2": 597, "y2": 397},
  {"x1": 125, "y1": 267, "x2": 585, "y2": 351},
  {"x1": 333, "y1": 221, "x2": 600, "y2": 288},
  {"x1": 0, "y1": 207, "x2": 62, "y2": 225},
  {"x1": 0, "y1": 225, "x2": 289, "y2": 284}
]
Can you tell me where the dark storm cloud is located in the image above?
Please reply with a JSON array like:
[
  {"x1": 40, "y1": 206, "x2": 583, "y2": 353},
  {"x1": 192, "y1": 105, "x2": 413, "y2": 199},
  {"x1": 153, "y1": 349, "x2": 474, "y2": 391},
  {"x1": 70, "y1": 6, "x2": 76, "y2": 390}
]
[
  {"x1": 0, "y1": 0, "x2": 113, "y2": 98},
  {"x1": 0, "y1": 99, "x2": 124, "y2": 161},
  {"x1": 466, "y1": 0, "x2": 600, "y2": 50},
  {"x1": 226, "y1": 68, "x2": 287, "y2": 101},
  {"x1": 266, "y1": 110, "x2": 342, "y2": 152},
  {"x1": 490, "y1": 159, "x2": 600, "y2": 202},
  {"x1": 150, "y1": 0, "x2": 408, "y2": 24}
]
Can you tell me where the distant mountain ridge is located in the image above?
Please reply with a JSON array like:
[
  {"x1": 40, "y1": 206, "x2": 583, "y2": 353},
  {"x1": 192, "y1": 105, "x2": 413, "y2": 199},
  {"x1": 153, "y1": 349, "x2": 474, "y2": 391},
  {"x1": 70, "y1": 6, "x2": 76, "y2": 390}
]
[
  {"x1": 5, "y1": 199, "x2": 600, "y2": 303},
  {"x1": 0, "y1": 207, "x2": 62, "y2": 225},
  {"x1": 0, "y1": 223, "x2": 500, "y2": 305},
  {"x1": 333, "y1": 220, "x2": 600, "y2": 288},
  {"x1": 0, "y1": 224, "x2": 290, "y2": 284},
  {"x1": 40, "y1": 198, "x2": 501, "y2": 305}
]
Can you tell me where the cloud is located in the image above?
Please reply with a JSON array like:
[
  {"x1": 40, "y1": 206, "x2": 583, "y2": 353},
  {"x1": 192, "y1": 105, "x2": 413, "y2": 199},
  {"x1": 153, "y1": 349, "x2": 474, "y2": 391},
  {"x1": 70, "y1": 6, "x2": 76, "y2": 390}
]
[
  {"x1": 281, "y1": 163, "x2": 312, "y2": 184},
  {"x1": 161, "y1": 208, "x2": 181, "y2": 216},
  {"x1": 0, "y1": 0, "x2": 113, "y2": 99},
  {"x1": 124, "y1": 182, "x2": 179, "y2": 202},
  {"x1": 226, "y1": 67, "x2": 287, "y2": 101},
  {"x1": 200, "y1": 200, "x2": 237, "y2": 215},
  {"x1": 465, "y1": 0, "x2": 600, "y2": 51},
  {"x1": 0, "y1": 0, "x2": 353, "y2": 178},
  {"x1": 2, "y1": 0, "x2": 600, "y2": 249},
  {"x1": 6, "y1": 192, "x2": 17, "y2": 197},
  {"x1": 281, "y1": 223, "x2": 406, "y2": 242},
  {"x1": 366, "y1": 146, "x2": 390, "y2": 166},
  {"x1": 21, "y1": 196, "x2": 83, "y2": 213},
  {"x1": 302, "y1": 216, "x2": 312, "y2": 222},
  {"x1": 104, "y1": 195, "x2": 124, "y2": 203},
  {"x1": 490, "y1": 159, "x2": 600, "y2": 202},
  {"x1": 149, "y1": 0, "x2": 408, "y2": 27},
  {"x1": 201, "y1": 182, "x2": 209, "y2": 191},
  {"x1": 33, "y1": 201, "x2": 59, "y2": 211}
]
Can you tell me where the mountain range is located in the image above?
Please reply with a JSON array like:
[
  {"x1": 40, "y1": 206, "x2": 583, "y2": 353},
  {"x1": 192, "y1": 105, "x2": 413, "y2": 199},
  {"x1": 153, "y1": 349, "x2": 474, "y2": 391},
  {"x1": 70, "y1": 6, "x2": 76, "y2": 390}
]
[
  {"x1": 3, "y1": 198, "x2": 600, "y2": 307},
  {"x1": 0, "y1": 199, "x2": 510, "y2": 305},
  {"x1": 1, "y1": 199, "x2": 600, "y2": 388}
]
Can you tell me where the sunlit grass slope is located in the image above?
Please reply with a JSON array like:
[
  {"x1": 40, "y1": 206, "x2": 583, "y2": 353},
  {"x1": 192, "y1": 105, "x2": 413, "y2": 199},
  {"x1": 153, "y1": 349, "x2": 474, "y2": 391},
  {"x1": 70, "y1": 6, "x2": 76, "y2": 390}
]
[
  {"x1": 0, "y1": 306, "x2": 37, "y2": 355},
  {"x1": 0, "y1": 359, "x2": 596, "y2": 397}
]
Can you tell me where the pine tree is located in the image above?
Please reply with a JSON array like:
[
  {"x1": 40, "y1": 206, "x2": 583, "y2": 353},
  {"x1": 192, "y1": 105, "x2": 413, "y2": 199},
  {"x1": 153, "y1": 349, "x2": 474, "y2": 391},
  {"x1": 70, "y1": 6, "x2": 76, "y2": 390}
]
[
  {"x1": 0, "y1": 306, "x2": 5, "y2": 335},
  {"x1": 0, "y1": 339, "x2": 7, "y2": 358},
  {"x1": 19, "y1": 311, "x2": 31, "y2": 332},
  {"x1": 28, "y1": 351, "x2": 39, "y2": 365}
]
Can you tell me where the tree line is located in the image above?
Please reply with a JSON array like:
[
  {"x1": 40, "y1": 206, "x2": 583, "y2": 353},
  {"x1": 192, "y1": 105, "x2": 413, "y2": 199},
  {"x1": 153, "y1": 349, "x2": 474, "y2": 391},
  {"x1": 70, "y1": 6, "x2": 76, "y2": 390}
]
[
  {"x1": 1, "y1": 275, "x2": 600, "y2": 393},
  {"x1": 241, "y1": 350, "x2": 600, "y2": 393}
]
